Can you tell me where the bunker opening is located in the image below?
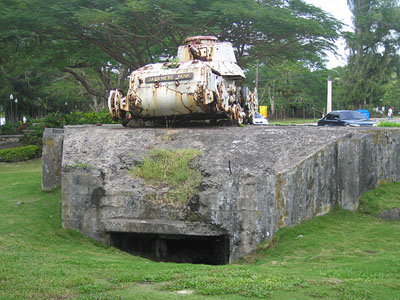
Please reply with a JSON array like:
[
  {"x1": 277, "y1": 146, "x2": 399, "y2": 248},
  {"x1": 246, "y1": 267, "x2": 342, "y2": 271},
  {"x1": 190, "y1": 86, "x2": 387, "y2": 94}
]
[{"x1": 109, "y1": 232, "x2": 230, "y2": 265}]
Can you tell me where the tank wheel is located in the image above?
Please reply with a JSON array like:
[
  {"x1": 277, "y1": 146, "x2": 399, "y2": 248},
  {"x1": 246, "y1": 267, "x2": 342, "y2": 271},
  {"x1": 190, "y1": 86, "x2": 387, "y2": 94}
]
[
  {"x1": 122, "y1": 118, "x2": 130, "y2": 127},
  {"x1": 248, "y1": 112, "x2": 255, "y2": 125},
  {"x1": 236, "y1": 105, "x2": 244, "y2": 125},
  {"x1": 108, "y1": 90, "x2": 126, "y2": 122},
  {"x1": 229, "y1": 104, "x2": 244, "y2": 126}
]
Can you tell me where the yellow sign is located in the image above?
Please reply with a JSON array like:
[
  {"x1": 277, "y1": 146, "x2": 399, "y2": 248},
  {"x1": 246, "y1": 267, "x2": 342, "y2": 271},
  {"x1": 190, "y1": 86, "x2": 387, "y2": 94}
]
[{"x1": 260, "y1": 106, "x2": 268, "y2": 118}]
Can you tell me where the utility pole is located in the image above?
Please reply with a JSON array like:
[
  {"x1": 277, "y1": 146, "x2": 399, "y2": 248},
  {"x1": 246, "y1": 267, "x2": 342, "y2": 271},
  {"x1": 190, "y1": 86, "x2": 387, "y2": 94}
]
[
  {"x1": 255, "y1": 59, "x2": 259, "y2": 90},
  {"x1": 327, "y1": 75, "x2": 332, "y2": 114}
]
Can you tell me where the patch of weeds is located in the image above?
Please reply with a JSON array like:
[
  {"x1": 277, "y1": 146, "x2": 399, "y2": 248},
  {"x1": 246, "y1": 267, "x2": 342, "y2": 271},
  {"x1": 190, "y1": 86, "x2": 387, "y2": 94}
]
[
  {"x1": 130, "y1": 148, "x2": 202, "y2": 206},
  {"x1": 162, "y1": 268, "x2": 307, "y2": 298},
  {"x1": 72, "y1": 164, "x2": 88, "y2": 169},
  {"x1": 307, "y1": 289, "x2": 329, "y2": 298},
  {"x1": 162, "y1": 57, "x2": 180, "y2": 69},
  {"x1": 321, "y1": 268, "x2": 398, "y2": 281},
  {"x1": 333, "y1": 285, "x2": 373, "y2": 300},
  {"x1": 187, "y1": 212, "x2": 202, "y2": 222},
  {"x1": 77, "y1": 282, "x2": 111, "y2": 294},
  {"x1": 76, "y1": 293, "x2": 122, "y2": 300}
]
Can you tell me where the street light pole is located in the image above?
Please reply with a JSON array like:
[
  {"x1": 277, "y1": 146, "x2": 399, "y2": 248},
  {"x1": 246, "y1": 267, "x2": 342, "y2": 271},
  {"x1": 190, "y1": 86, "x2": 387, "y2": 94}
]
[
  {"x1": 327, "y1": 75, "x2": 332, "y2": 114},
  {"x1": 15, "y1": 98, "x2": 18, "y2": 124},
  {"x1": 9, "y1": 94, "x2": 13, "y2": 124}
]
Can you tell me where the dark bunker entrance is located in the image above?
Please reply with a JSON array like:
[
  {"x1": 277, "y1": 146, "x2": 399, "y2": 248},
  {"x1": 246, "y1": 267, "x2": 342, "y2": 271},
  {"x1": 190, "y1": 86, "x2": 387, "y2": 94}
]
[{"x1": 109, "y1": 232, "x2": 230, "y2": 265}]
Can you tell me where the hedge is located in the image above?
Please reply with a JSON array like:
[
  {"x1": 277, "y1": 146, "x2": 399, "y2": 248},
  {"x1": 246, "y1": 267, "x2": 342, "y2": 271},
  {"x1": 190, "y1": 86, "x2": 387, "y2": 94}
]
[
  {"x1": 378, "y1": 121, "x2": 400, "y2": 127},
  {"x1": 0, "y1": 145, "x2": 40, "y2": 162}
]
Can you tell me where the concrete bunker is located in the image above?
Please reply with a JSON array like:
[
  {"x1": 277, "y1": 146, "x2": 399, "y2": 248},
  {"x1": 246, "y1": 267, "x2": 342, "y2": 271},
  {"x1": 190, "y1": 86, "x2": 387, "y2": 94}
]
[
  {"x1": 43, "y1": 125, "x2": 400, "y2": 263},
  {"x1": 109, "y1": 232, "x2": 229, "y2": 265}
]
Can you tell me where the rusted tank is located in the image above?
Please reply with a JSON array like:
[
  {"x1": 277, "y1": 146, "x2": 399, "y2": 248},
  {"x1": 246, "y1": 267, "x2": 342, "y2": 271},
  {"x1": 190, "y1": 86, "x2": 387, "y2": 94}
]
[{"x1": 108, "y1": 36, "x2": 258, "y2": 126}]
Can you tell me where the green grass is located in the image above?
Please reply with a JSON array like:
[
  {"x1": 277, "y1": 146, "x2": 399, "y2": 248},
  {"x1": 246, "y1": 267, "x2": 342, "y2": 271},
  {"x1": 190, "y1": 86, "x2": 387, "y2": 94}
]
[
  {"x1": 359, "y1": 181, "x2": 400, "y2": 216},
  {"x1": 1, "y1": 159, "x2": 400, "y2": 299},
  {"x1": 130, "y1": 148, "x2": 202, "y2": 206},
  {"x1": 269, "y1": 118, "x2": 317, "y2": 125},
  {"x1": 378, "y1": 121, "x2": 400, "y2": 127}
]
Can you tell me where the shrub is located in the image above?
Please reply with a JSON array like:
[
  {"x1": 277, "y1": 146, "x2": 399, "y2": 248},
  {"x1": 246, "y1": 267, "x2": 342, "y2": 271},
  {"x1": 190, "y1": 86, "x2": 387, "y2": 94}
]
[
  {"x1": 0, "y1": 123, "x2": 18, "y2": 135},
  {"x1": 43, "y1": 110, "x2": 117, "y2": 127},
  {"x1": 10, "y1": 110, "x2": 116, "y2": 151},
  {"x1": 19, "y1": 124, "x2": 46, "y2": 149},
  {"x1": 378, "y1": 121, "x2": 400, "y2": 127},
  {"x1": 43, "y1": 112, "x2": 66, "y2": 128},
  {"x1": 0, "y1": 145, "x2": 39, "y2": 162}
]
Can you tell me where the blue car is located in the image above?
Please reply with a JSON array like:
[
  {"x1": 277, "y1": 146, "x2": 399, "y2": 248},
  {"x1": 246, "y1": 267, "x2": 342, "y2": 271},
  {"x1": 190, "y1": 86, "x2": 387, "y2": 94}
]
[{"x1": 318, "y1": 110, "x2": 377, "y2": 127}]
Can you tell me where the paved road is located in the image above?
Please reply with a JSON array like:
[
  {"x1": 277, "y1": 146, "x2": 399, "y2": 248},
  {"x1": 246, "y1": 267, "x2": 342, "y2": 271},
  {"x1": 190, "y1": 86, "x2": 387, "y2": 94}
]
[{"x1": 372, "y1": 116, "x2": 400, "y2": 124}]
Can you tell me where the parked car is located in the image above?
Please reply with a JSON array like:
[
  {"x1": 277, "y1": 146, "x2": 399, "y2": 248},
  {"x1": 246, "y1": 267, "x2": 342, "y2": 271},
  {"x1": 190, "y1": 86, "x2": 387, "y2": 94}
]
[
  {"x1": 317, "y1": 110, "x2": 377, "y2": 127},
  {"x1": 253, "y1": 112, "x2": 269, "y2": 125}
]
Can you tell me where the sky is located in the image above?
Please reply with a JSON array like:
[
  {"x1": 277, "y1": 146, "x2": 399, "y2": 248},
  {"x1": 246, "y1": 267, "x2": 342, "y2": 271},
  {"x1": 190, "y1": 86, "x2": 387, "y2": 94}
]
[{"x1": 303, "y1": 0, "x2": 354, "y2": 69}]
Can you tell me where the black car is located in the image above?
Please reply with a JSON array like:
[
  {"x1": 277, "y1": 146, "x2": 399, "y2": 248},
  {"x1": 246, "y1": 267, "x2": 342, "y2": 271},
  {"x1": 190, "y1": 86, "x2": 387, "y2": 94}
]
[{"x1": 318, "y1": 110, "x2": 377, "y2": 127}]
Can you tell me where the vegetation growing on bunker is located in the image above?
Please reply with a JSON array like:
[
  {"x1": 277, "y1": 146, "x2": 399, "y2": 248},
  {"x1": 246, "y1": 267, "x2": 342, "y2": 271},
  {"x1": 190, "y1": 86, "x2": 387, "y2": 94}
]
[{"x1": 131, "y1": 148, "x2": 202, "y2": 206}]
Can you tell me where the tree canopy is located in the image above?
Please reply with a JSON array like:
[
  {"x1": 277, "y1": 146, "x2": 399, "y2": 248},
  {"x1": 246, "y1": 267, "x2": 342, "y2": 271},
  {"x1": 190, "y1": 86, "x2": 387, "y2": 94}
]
[
  {"x1": 1, "y1": 0, "x2": 343, "y2": 120},
  {"x1": 338, "y1": 0, "x2": 400, "y2": 108}
]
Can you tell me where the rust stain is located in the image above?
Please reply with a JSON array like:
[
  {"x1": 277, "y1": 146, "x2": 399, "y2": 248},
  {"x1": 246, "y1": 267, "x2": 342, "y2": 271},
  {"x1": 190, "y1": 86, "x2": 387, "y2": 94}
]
[
  {"x1": 45, "y1": 138, "x2": 53, "y2": 146},
  {"x1": 275, "y1": 174, "x2": 286, "y2": 211},
  {"x1": 278, "y1": 215, "x2": 286, "y2": 229},
  {"x1": 378, "y1": 179, "x2": 387, "y2": 185},
  {"x1": 320, "y1": 149, "x2": 325, "y2": 167}
]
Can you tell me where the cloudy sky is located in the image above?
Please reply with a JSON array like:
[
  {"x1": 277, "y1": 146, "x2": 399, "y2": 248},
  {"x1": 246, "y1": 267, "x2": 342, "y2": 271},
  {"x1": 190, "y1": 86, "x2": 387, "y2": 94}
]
[{"x1": 304, "y1": 0, "x2": 354, "y2": 68}]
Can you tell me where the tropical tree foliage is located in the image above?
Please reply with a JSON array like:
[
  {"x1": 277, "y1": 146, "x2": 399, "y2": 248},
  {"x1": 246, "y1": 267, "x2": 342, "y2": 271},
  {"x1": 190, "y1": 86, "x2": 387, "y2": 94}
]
[
  {"x1": 339, "y1": 0, "x2": 400, "y2": 108},
  {"x1": 245, "y1": 61, "x2": 332, "y2": 118},
  {"x1": 1, "y1": 0, "x2": 343, "y2": 121}
]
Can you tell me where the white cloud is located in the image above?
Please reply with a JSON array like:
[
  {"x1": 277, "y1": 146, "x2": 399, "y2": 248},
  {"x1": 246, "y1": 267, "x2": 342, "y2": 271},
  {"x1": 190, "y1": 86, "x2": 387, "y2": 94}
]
[{"x1": 303, "y1": 0, "x2": 354, "y2": 68}]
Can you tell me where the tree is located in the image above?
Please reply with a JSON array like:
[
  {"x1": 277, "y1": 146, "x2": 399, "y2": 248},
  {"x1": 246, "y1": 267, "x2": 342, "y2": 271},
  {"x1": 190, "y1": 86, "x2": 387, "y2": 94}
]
[
  {"x1": 340, "y1": 0, "x2": 400, "y2": 107},
  {"x1": 245, "y1": 60, "x2": 332, "y2": 118},
  {"x1": 0, "y1": 0, "x2": 343, "y2": 118},
  {"x1": 203, "y1": 0, "x2": 341, "y2": 67}
]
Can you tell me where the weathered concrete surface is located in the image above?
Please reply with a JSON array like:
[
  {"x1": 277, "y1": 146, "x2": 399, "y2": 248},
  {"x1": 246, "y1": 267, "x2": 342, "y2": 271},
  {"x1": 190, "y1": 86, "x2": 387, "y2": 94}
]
[
  {"x1": 42, "y1": 128, "x2": 64, "y2": 190},
  {"x1": 45, "y1": 125, "x2": 400, "y2": 262},
  {"x1": 0, "y1": 135, "x2": 23, "y2": 150}
]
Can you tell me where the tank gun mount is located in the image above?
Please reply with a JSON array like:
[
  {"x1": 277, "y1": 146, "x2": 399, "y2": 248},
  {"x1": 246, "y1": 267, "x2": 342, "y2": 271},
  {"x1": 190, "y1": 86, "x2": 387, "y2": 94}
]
[{"x1": 108, "y1": 36, "x2": 258, "y2": 126}]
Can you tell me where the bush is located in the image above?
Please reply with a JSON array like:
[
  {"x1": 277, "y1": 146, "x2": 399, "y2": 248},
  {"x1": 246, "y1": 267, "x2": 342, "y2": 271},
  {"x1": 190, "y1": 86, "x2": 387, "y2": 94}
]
[
  {"x1": 43, "y1": 110, "x2": 117, "y2": 128},
  {"x1": 9, "y1": 110, "x2": 116, "y2": 151},
  {"x1": 43, "y1": 112, "x2": 66, "y2": 128},
  {"x1": 0, "y1": 145, "x2": 39, "y2": 162},
  {"x1": 0, "y1": 123, "x2": 18, "y2": 135},
  {"x1": 19, "y1": 124, "x2": 45, "y2": 149}
]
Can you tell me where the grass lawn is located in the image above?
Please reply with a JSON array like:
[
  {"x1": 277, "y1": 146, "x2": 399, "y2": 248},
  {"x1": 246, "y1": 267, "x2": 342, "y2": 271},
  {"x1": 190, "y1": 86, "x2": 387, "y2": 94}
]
[
  {"x1": 0, "y1": 159, "x2": 399, "y2": 299},
  {"x1": 268, "y1": 118, "x2": 318, "y2": 126}
]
